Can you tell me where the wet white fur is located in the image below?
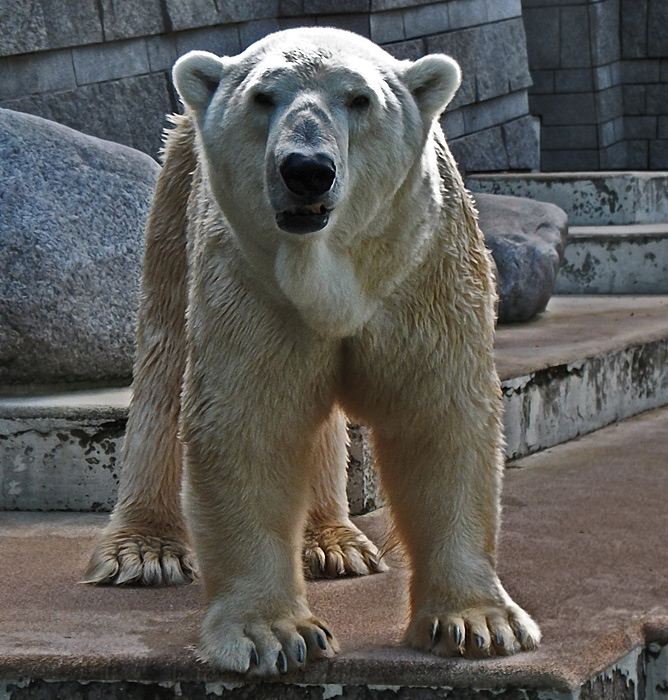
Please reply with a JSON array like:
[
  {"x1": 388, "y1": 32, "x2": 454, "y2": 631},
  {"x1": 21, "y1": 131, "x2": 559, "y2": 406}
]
[{"x1": 85, "y1": 27, "x2": 540, "y2": 676}]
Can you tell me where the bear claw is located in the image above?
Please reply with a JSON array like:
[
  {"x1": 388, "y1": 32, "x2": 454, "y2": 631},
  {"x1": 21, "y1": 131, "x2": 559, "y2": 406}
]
[
  {"x1": 407, "y1": 604, "x2": 540, "y2": 659},
  {"x1": 303, "y1": 524, "x2": 388, "y2": 578},
  {"x1": 250, "y1": 646, "x2": 260, "y2": 667},
  {"x1": 83, "y1": 530, "x2": 198, "y2": 586},
  {"x1": 199, "y1": 610, "x2": 338, "y2": 675},
  {"x1": 277, "y1": 650, "x2": 288, "y2": 673}
]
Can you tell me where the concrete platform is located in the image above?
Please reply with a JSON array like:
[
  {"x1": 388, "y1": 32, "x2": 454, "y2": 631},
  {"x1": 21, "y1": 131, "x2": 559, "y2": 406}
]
[
  {"x1": 3, "y1": 296, "x2": 668, "y2": 511},
  {"x1": 554, "y1": 224, "x2": 668, "y2": 295},
  {"x1": 466, "y1": 171, "x2": 668, "y2": 226},
  {"x1": 498, "y1": 295, "x2": 668, "y2": 458},
  {"x1": 1, "y1": 405, "x2": 668, "y2": 699}
]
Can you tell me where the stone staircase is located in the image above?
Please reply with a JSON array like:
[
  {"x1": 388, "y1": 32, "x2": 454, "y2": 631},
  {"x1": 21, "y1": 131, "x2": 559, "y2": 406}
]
[
  {"x1": 2, "y1": 172, "x2": 668, "y2": 698},
  {"x1": 467, "y1": 171, "x2": 668, "y2": 295}
]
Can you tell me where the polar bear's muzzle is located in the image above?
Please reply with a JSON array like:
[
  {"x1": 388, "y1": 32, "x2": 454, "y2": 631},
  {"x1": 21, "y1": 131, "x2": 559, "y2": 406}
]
[{"x1": 275, "y1": 152, "x2": 336, "y2": 234}]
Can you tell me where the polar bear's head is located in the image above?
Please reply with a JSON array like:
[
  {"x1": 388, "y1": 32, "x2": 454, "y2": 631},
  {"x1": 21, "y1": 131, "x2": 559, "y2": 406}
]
[{"x1": 173, "y1": 28, "x2": 460, "y2": 244}]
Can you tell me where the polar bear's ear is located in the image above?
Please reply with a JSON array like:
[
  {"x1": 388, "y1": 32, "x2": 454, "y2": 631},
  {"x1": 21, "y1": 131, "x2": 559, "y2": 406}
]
[
  {"x1": 403, "y1": 54, "x2": 461, "y2": 120},
  {"x1": 173, "y1": 51, "x2": 229, "y2": 112}
]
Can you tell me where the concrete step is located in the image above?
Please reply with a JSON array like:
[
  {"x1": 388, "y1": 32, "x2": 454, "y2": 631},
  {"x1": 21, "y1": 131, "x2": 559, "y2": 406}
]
[
  {"x1": 466, "y1": 171, "x2": 668, "y2": 225},
  {"x1": 555, "y1": 224, "x2": 668, "y2": 295},
  {"x1": 2, "y1": 296, "x2": 668, "y2": 513},
  {"x1": 1, "y1": 405, "x2": 667, "y2": 699}
]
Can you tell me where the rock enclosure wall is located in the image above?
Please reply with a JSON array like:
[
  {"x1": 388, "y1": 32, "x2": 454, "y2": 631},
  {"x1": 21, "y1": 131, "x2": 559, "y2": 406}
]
[
  {"x1": 522, "y1": 0, "x2": 668, "y2": 171},
  {"x1": 0, "y1": 0, "x2": 538, "y2": 172}
]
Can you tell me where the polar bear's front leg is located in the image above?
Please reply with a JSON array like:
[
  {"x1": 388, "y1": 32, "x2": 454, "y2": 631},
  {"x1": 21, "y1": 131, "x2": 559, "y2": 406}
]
[
  {"x1": 179, "y1": 317, "x2": 339, "y2": 675},
  {"x1": 344, "y1": 306, "x2": 540, "y2": 658},
  {"x1": 83, "y1": 336, "x2": 195, "y2": 587},
  {"x1": 304, "y1": 407, "x2": 388, "y2": 578},
  {"x1": 372, "y1": 406, "x2": 541, "y2": 658},
  {"x1": 182, "y1": 416, "x2": 338, "y2": 675}
]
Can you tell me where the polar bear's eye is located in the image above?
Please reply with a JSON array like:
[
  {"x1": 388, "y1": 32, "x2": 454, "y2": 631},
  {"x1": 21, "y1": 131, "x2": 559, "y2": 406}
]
[
  {"x1": 253, "y1": 92, "x2": 275, "y2": 108},
  {"x1": 349, "y1": 95, "x2": 370, "y2": 110}
]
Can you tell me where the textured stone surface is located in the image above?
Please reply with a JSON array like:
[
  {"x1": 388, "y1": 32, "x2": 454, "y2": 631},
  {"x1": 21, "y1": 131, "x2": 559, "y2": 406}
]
[
  {"x1": 0, "y1": 109, "x2": 159, "y2": 385},
  {"x1": 450, "y1": 114, "x2": 539, "y2": 175},
  {"x1": 0, "y1": 72, "x2": 174, "y2": 159},
  {"x1": 347, "y1": 424, "x2": 384, "y2": 515},
  {"x1": 468, "y1": 171, "x2": 668, "y2": 226},
  {"x1": 451, "y1": 124, "x2": 510, "y2": 172},
  {"x1": 475, "y1": 193, "x2": 568, "y2": 323},
  {"x1": 165, "y1": 0, "x2": 278, "y2": 31},
  {"x1": 526, "y1": 0, "x2": 668, "y2": 171},
  {"x1": 555, "y1": 225, "x2": 668, "y2": 294},
  {"x1": 99, "y1": 0, "x2": 164, "y2": 41},
  {"x1": 0, "y1": 51, "x2": 77, "y2": 102},
  {"x1": 72, "y1": 38, "x2": 151, "y2": 85},
  {"x1": 504, "y1": 115, "x2": 541, "y2": 170},
  {"x1": 0, "y1": 0, "x2": 102, "y2": 56},
  {"x1": 0, "y1": 413, "x2": 125, "y2": 511},
  {"x1": 621, "y1": 0, "x2": 648, "y2": 59}
]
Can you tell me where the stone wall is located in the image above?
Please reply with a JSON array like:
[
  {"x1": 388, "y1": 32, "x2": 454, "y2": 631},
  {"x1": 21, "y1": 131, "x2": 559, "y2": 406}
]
[
  {"x1": 0, "y1": 0, "x2": 538, "y2": 172},
  {"x1": 522, "y1": 0, "x2": 668, "y2": 171},
  {"x1": 620, "y1": 0, "x2": 668, "y2": 169}
]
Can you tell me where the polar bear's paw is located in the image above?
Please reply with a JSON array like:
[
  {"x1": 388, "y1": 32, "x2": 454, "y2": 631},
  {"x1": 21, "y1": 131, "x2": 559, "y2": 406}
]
[
  {"x1": 303, "y1": 524, "x2": 389, "y2": 578},
  {"x1": 198, "y1": 608, "x2": 338, "y2": 676},
  {"x1": 82, "y1": 529, "x2": 198, "y2": 586},
  {"x1": 405, "y1": 602, "x2": 541, "y2": 659}
]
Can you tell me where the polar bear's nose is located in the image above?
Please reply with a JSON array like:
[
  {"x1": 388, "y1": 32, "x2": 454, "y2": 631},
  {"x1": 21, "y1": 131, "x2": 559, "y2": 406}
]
[{"x1": 280, "y1": 153, "x2": 336, "y2": 199}]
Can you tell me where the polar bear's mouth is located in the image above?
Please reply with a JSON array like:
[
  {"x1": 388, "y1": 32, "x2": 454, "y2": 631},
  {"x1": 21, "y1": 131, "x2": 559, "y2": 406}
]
[{"x1": 276, "y1": 204, "x2": 330, "y2": 234}]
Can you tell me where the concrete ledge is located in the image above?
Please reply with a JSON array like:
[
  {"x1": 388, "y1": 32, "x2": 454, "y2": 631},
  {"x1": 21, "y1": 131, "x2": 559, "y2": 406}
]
[
  {"x1": 3, "y1": 297, "x2": 668, "y2": 511},
  {"x1": 1, "y1": 405, "x2": 668, "y2": 697},
  {"x1": 0, "y1": 649, "x2": 664, "y2": 700},
  {"x1": 497, "y1": 296, "x2": 668, "y2": 457},
  {"x1": 555, "y1": 224, "x2": 668, "y2": 294},
  {"x1": 466, "y1": 171, "x2": 668, "y2": 225}
]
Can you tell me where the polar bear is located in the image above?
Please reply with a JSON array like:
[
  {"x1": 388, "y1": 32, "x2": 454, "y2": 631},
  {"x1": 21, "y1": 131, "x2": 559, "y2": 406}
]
[{"x1": 84, "y1": 27, "x2": 540, "y2": 675}]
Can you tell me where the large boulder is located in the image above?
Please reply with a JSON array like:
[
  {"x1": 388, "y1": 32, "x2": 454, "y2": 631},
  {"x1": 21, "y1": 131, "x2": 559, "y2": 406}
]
[
  {"x1": 474, "y1": 193, "x2": 569, "y2": 324},
  {"x1": 0, "y1": 109, "x2": 159, "y2": 386}
]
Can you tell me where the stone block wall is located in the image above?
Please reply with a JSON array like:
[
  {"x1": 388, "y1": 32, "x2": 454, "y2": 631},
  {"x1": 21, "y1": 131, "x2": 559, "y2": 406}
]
[
  {"x1": 0, "y1": 0, "x2": 538, "y2": 172},
  {"x1": 522, "y1": 0, "x2": 668, "y2": 171},
  {"x1": 620, "y1": 0, "x2": 668, "y2": 169}
]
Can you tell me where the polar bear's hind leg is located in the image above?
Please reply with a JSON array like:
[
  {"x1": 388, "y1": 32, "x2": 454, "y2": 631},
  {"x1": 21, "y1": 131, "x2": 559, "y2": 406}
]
[
  {"x1": 304, "y1": 407, "x2": 388, "y2": 578},
  {"x1": 83, "y1": 115, "x2": 197, "y2": 587}
]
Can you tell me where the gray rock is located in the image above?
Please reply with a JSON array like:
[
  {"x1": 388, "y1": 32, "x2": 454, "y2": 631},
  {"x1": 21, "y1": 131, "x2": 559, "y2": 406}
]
[
  {"x1": 0, "y1": 109, "x2": 159, "y2": 386},
  {"x1": 474, "y1": 193, "x2": 568, "y2": 324}
]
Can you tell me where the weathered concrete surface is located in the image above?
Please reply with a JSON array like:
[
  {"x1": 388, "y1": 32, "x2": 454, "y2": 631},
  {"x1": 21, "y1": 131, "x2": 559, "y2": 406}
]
[
  {"x1": 346, "y1": 423, "x2": 384, "y2": 515},
  {"x1": 555, "y1": 224, "x2": 668, "y2": 295},
  {"x1": 475, "y1": 193, "x2": 568, "y2": 323},
  {"x1": 0, "y1": 409, "x2": 125, "y2": 511},
  {"x1": 494, "y1": 296, "x2": 668, "y2": 379},
  {"x1": 1, "y1": 405, "x2": 667, "y2": 697},
  {"x1": 467, "y1": 171, "x2": 668, "y2": 226},
  {"x1": 3, "y1": 296, "x2": 668, "y2": 510},
  {"x1": 0, "y1": 650, "x2": 664, "y2": 699},
  {"x1": 497, "y1": 296, "x2": 668, "y2": 457}
]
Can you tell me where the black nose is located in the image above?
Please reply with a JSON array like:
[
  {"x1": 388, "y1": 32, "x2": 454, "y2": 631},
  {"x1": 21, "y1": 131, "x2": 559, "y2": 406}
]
[{"x1": 280, "y1": 153, "x2": 336, "y2": 199}]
